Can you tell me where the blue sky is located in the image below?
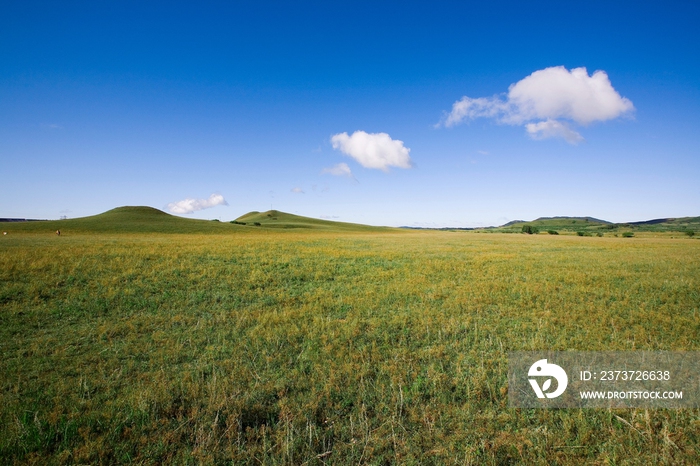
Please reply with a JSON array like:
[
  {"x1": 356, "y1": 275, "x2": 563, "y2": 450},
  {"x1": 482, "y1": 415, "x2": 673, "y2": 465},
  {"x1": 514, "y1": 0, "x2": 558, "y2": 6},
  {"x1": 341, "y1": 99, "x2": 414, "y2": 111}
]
[{"x1": 2, "y1": 1, "x2": 699, "y2": 227}]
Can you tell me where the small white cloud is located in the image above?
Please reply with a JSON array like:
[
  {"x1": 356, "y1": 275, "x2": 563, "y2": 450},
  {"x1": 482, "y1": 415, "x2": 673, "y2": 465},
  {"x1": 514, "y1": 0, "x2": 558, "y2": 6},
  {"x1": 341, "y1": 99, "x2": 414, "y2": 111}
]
[
  {"x1": 166, "y1": 194, "x2": 228, "y2": 214},
  {"x1": 525, "y1": 119, "x2": 584, "y2": 144},
  {"x1": 331, "y1": 131, "x2": 412, "y2": 171},
  {"x1": 291, "y1": 187, "x2": 305, "y2": 194},
  {"x1": 477, "y1": 150, "x2": 489, "y2": 155},
  {"x1": 439, "y1": 66, "x2": 634, "y2": 143},
  {"x1": 322, "y1": 162, "x2": 353, "y2": 177}
]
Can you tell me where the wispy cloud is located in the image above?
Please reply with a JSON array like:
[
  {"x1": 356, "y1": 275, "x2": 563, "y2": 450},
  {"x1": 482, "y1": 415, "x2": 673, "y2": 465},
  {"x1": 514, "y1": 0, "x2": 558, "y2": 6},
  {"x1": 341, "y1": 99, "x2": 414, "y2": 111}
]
[
  {"x1": 438, "y1": 66, "x2": 634, "y2": 143},
  {"x1": 331, "y1": 131, "x2": 412, "y2": 171},
  {"x1": 322, "y1": 162, "x2": 354, "y2": 177},
  {"x1": 526, "y1": 119, "x2": 584, "y2": 144},
  {"x1": 291, "y1": 187, "x2": 305, "y2": 194},
  {"x1": 166, "y1": 193, "x2": 228, "y2": 214}
]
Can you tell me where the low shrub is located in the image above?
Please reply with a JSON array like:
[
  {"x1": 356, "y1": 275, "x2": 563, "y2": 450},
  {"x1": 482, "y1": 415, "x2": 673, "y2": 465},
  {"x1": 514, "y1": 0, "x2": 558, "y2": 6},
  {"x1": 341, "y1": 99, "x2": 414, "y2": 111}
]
[
  {"x1": 622, "y1": 231, "x2": 634, "y2": 238},
  {"x1": 547, "y1": 230, "x2": 559, "y2": 235},
  {"x1": 522, "y1": 225, "x2": 539, "y2": 234}
]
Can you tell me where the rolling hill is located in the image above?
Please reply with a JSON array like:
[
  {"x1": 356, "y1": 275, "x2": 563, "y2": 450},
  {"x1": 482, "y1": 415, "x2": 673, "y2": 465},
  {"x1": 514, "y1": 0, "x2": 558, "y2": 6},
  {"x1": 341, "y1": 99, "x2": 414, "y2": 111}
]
[
  {"x1": 234, "y1": 210, "x2": 388, "y2": 231},
  {"x1": 0, "y1": 206, "x2": 243, "y2": 234},
  {"x1": 496, "y1": 215, "x2": 699, "y2": 234},
  {"x1": 499, "y1": 216, "x2": 610, "y2": 231},
  {"x1": 0, "y1": 207, "x2": 389, "y2": 234}
]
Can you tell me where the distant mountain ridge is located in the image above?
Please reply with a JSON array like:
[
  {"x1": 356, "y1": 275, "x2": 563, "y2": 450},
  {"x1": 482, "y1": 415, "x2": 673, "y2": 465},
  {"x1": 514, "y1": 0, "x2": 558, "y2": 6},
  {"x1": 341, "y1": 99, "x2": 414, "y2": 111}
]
[
  {"x1": 533, "y1": 216, "x2": 610, "y2": 224},
  {"x1": 494, "y1": 215, "x2": 699, "y2": 233},
  {"x1": 1, "y1": 207, "x2": 698, "y2": 234},
  {"x1": 497, "y1": 216, "x2": 610, "y2": 229}
]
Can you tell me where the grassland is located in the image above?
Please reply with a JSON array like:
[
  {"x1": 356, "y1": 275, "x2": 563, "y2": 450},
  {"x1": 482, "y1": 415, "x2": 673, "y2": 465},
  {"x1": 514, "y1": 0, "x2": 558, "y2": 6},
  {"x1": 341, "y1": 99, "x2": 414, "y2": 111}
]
[{"x1": 1, "y1": 209, "x2": 699, "y2": 464}]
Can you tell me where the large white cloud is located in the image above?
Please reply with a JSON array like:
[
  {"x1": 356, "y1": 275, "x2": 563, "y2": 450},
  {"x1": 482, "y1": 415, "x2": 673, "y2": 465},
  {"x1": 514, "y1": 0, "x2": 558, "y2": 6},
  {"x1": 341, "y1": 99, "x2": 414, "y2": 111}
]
[
  {"x1": 166, "y1": 193, "x2": 228, "y2": 214},
  {"x1": 441, "y1": 66, "x2": 634, "y2": 143},
  {"x1": 331, "y1": 131, "x2": 412, "y2": 171}
]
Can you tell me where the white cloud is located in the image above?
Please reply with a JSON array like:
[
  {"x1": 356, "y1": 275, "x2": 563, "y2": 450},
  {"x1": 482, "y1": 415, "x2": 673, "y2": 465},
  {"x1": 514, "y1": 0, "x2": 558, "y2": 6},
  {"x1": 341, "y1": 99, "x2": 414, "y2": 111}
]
[
  {"x1": 166, "y1": 193, "x2": 228, "y2": 214},
  {"x1": 525, "y1": 119, "x2": 584, "y2": 144},
  {"x1": 322, "y1": 162, "x2": 353, "y2": 177},
  {"x1": 443, "y1": 97, "x2": 508, "y2": 127},
  {"x1": 440, "y1": 66, "x2": 634, "y2": 143},
  {"x1": 291, "y1": 187, "x2": 305, "y2": 194},
  {"x1": 507, "y1": 67, "x2": 634, "y2": 125},
  {"x1": 330, "y1": 131, "x2": 412, "y2": 171}
]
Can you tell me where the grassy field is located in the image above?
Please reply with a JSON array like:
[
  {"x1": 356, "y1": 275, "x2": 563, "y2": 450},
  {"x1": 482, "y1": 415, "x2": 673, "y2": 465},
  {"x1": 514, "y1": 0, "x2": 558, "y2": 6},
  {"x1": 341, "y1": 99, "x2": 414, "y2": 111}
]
[{"x1": 1, "y1": 210, "x2": 700, "y2": 464}]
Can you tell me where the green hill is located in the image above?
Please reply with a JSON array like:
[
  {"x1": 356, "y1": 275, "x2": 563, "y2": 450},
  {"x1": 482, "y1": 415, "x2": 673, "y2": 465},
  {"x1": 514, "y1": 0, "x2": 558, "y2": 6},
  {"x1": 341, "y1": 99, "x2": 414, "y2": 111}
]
[
  {"x1": 0, "y1": 206, "x2": 243, "y2": 234},
  {"x1": 626, "y1": 216, "x2": 700, "y2": 227},
  {"x1": 500, "y1": 216, "x2": 610, "y2": 231},
  {"x1": 496, "y1": 215, "x2": 700, "y2": 234},
  {"x1": 1, "y1": 207, "x2": 389, "y2": 235},
  {"x1": 234, "y1": 210, "x2": 387, "y2": 231}
]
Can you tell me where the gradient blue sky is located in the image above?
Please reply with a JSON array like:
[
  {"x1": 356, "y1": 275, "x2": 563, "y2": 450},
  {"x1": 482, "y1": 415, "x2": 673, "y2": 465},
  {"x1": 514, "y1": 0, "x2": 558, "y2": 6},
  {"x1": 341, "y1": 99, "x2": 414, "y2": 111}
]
[{"x1": 2, "y1": 1, "x2": 699, "y2": 227}]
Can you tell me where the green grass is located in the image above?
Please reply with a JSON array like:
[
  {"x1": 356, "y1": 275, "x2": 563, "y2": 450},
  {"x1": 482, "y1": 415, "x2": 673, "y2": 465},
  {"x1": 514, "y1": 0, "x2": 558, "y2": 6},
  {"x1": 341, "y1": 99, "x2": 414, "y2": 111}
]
[{"x1": 1, "y1": 215, "x2": 700, "y2": 464}]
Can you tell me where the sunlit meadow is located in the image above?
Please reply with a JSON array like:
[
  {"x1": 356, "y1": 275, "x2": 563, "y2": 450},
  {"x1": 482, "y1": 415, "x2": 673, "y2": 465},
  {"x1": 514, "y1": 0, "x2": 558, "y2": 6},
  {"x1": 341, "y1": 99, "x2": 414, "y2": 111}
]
[{"x1": 2, "y1": 226, "x2": 699, "y2": 464}]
